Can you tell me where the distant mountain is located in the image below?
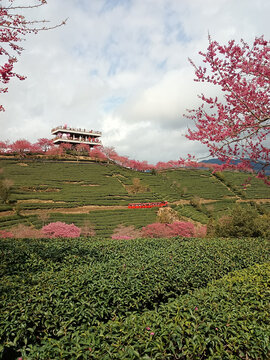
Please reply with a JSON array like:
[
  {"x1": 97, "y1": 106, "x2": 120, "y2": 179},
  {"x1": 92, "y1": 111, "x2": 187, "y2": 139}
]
[{"x1": 201, "y1": 159, "x2": 270, "y2": 175}]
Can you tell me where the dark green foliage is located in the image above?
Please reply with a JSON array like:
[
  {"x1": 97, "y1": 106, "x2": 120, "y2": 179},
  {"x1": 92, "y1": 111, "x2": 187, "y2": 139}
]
[
  {"x1": 69, "y1": 263, "x2": 269, "y2": 360},
  {"x1": 210, "y1": 204, "x2": 270, "y2": 238},
  {"x1": 0, "y1": 237, "x2": 269, "y2": 358}
]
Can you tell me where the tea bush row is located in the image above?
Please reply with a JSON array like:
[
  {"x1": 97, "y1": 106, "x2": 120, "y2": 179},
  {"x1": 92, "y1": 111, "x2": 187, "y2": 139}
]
[
  {"x1": 1, "y1": 237, "x2": 269, "y2": 358},
  {"x1": 0, "y1": 214, "x2": 31, "y2": 229},
  {"x1": 45, "y1": 209, "x2": 158, "y2": 236},
  {"x1": 25, "y1": 262, "x2": 270, "y2": 360},
  {"x1": 176, "y1": 204, "x2": 209, "y2": 224},
  {"x1": 217, "y1": 171, "x2": 270, "y2": 199},
  {"x1": 164, "y1": 169, "x2": 233, "y2": 199}
]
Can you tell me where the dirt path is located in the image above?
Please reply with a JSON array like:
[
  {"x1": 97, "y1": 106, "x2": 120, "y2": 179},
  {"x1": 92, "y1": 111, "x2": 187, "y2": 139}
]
[
  {"x1": 236, "y1": 198, "x2": 270, "y2": 203},
  {"x1": 20, "y1": 205, "x2": 128, "y2": 216},
  {"x1": 0, "y1": 205, "x2": 128, "y2": 217},
  {"x1": 1, "y1": 198, "x2": 270, "y2": 218}
]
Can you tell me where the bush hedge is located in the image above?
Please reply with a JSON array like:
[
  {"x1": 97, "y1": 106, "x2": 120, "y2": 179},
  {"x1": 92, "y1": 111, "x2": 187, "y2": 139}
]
[
  {"x1": 64, "y1": 262, "x2": 269, "y2": 360},
  {"x1": 0, "y1": 237, "x2": 269, "y2": 359}
]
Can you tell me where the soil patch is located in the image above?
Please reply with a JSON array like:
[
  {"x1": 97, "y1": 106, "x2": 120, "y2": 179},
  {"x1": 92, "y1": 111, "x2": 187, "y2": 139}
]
[
  {"x1": 81, "y1": 184, "x2": 100, "y2": 187},
  {"x1": 173, "y1": 199, "x2": 218, "y2": 205},
  {"x1": 18, "y1": 199, "x2": 66, "y2": 204},
  {"x1": 63, "y1": 181, "x2": 84, "y2": 184},
  {"x1": 236, "y1": 198, "x2": 270, "y2": 203},
  {"x1": 21, "y1": 186, "x2": 60, "y2": 193},
  {"x1": 17, "y1": 163, "x2": 28, "y2": 167},
  {"x1": 20, "y1": 205, "x2": 128, "y2": 216}
]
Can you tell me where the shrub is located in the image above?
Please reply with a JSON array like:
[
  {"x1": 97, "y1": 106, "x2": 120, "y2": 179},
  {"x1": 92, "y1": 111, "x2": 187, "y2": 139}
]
[
  {"x1": 126, "y1": 178, "x2": 150, "y2": 194},
  {"x1": 41, "y1": 221, "x2": 81, "y2": 238},
  {"x1": 254, "y1": 213, "x2": 270, "y2": 238},
  {"x1": 190, "y1": 195, "x2": 202, "y2": 210},
  {"x1": 38, "y1": 212, "x2": 50, "y2": 227},
  {"x1": 210, "y1": 204, "x2": 269, "y2": 237},
  {"x1": 141, "y1": 222, "x2": 171, "y2": 238},
  {"x1": 168, "y1": 221, "x2": 195, "y2": 237},
  {"x1": 156, "y1": 207, "x2": 180, "y2": 223},
  {"x1": 0, "y1": 178, "x2": 13, "y2": 204},
  {"x1": 142, "y1": 221, "x2": 199, "y2": 238}
]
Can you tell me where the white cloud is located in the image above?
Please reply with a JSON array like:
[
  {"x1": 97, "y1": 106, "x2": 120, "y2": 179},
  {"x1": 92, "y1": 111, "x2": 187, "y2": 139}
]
[{"x1": 1, "y1": 0, "x2": 269, "y2": 163}]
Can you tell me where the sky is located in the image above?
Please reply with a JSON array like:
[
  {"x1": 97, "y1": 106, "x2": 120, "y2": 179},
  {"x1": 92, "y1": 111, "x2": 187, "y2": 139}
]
[{"x1": 1, "y1": 0, "x2": 270, "y2": 164}]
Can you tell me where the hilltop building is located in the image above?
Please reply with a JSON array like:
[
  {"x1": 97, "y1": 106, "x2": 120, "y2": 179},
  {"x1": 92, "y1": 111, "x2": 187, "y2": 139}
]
[{"x1": 51, "y1": 125, "x2": 102, "y2": 148}]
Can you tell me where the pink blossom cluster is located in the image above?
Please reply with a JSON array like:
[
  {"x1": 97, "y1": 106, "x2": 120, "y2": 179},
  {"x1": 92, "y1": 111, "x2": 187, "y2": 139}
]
[
  {"x1": 0, "y1": 1, "x2": 65, "y2": 112},
  {"x1": 185, "y1": 35, "x2": 270, "y2": 181},
  {"x1": 0, "y1": 138, "x2": 54, "y2": 155},
  {"x1": 141, "y1": 221, "x2": 206, "y2": 238},
  {"x1": 0, "y1": 222, "x2": 82, "y2": 239},
  {"x1": 41, "y1": 222, "x2": 81, "y2": 238}
]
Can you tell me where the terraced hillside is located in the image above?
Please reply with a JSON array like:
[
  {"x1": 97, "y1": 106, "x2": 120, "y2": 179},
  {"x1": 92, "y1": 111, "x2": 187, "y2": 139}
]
[
  {"x1": 0, "y1": 159, "x2": 270, "y2": 236},
  {"x1": 1, "y1": 160, "x2": 270, "y2": 359}
]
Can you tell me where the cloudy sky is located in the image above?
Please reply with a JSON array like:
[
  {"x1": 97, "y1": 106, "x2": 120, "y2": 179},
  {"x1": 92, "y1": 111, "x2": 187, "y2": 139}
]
[{"x1": 1, "y1": 0, "x2": 269, "y2": 164}]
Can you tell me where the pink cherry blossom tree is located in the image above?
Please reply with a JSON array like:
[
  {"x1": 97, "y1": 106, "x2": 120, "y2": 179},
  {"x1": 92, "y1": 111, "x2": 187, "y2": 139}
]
[
  {"x1": 0, "y1": 0, "x2": 66, "y2": 111},
  {"x1": 75, "y1": 143, "x2": 90, "y2": 155},
  {"x1": 185, "y1": 35, "x2": 270, "y2": 180},
  {"x1": 41, "y1": 221, "x2": 81, "y2": 238},
  {"x1": 90, "y1": 147, "x2": 107, "y2": 161},
  {"x1": 0, "y1": 140, "x2": 8, "y2": 154},
  {"x1": 10, "y1": 139, "x2": 33, "y2": 155},
  {"x1": 36, "y1": 138, "x2": 54, "y2": 153}
]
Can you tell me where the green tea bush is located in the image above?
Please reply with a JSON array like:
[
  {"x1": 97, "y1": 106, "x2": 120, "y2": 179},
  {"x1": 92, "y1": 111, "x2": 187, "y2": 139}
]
[
  {"x1": 1, "y1": 237, "x2": 269, "y2": 358},
  {"x1": 65, "y1": 263, "x2": 269, "y2": 360}
]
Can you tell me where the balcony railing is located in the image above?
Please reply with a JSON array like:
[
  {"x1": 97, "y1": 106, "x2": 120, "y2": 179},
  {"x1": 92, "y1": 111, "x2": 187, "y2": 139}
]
[
  {"x1": 51, "y1": 126, "x2": 102, "y2": 136},
  {"x1": 53, "y1": 136, "x2": 101, "y2": 145}
]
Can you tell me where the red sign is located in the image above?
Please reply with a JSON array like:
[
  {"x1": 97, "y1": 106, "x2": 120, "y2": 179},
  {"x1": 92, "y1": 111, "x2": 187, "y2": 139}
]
[{"x1": 128, "y1": 201, "x2": 168, "y2": 209}]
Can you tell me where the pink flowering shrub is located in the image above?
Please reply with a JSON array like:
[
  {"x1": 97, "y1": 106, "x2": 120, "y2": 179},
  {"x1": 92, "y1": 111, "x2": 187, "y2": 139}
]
[
  {"x1": 0, "y1": 229, "x2": 13, "y2": 238},
  {"x1": 168, "y1": 221, "x2": 195, "y2": 237},
  {"x1": 111, "y1": 224, "x2": 142, "y2": 240},
  {"x1": 142, "y1": 222, "x2": 172, "y2": 238},
  {"x1": 41, "y1": 221, "x2": 81, "y2": 238},
  {"x1": 142, "y1": 221, "x2": 205, "y2": 238}
]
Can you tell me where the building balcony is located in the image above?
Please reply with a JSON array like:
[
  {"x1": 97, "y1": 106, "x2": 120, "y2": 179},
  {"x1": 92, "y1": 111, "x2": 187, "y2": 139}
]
[
  {"x1": 51, "y1": 125, "x2": 102, "y2": 137},
  {"x1": 53, "y1": 137, "x2": 102, "y2": 146}
]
